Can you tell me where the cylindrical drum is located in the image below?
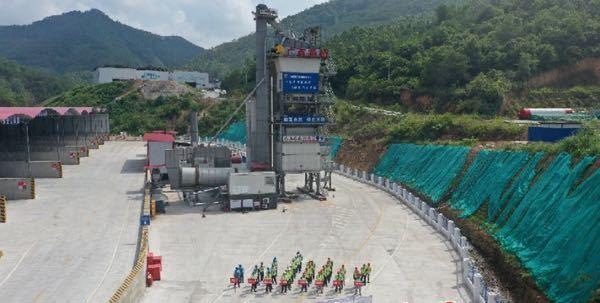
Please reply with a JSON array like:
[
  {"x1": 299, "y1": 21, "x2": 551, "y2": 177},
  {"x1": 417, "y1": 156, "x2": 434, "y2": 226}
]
[
  {"x1": 180, "y1": 167, "x2": 198, "y2": 187},
  {"x1": 179, "y1": 167, "x2": 230, "y2": 187},
  {"x1": 197, "y1": 167, "x2": 230, "y2": 186}
]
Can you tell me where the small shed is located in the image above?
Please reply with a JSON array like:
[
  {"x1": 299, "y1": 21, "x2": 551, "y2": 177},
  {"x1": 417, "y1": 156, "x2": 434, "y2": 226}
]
[{"x1": 143, "y1": 131, "x2": 175, "y2": 174}]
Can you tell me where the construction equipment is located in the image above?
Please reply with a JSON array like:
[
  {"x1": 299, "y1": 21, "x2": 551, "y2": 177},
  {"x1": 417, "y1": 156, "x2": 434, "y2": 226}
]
[{"x1": 162, "y1": 3, "x2": 336, "y2": 210}]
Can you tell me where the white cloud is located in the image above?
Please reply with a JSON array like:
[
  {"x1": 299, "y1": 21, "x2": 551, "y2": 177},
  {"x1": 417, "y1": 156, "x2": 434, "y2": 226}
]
[{"x1": 0, "y1": 0, "x2": 328, "y2": 48}]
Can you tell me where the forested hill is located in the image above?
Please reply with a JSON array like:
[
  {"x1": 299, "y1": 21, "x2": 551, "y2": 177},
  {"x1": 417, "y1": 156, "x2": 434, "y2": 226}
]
[
  {"x1": 0, "y1": 57, "x2": 74, "y2": 106},
  {"x1": 327, "y1": 0, "x2": 600, "y2": 115},
  {"x1": 186, "y1": 0, "x2": 462, "y2": 78},
  {"x1": 0, "y1": 9, "x2": 204, "y2": 74}
]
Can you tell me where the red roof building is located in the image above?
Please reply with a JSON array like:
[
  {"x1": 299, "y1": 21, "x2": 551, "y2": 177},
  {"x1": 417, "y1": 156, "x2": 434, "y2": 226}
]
[
  {"x1": 0, "y1": 107, "x2": 99, "y2": 122},
  {"x1": 143, "y1": 132, "x2": 175, "y2": 142},
  {"x1": 143, "y1": 131, "x2": 175, "y2": 172}
]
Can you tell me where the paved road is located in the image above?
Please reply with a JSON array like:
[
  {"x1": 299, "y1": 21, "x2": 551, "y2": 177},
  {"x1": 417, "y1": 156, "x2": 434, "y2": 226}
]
[
  {"x1": 143, "y1": 174, "x2": 470, "y2": 303},
  {"x1": 0, "y1": 141, "x2": 146, "y2": 303}
]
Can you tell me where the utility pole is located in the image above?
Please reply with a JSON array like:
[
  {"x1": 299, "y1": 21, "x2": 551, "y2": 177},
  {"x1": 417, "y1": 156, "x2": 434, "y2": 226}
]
[{"x1": 25, "y1": 122, "x2": 32, "y2": 178}]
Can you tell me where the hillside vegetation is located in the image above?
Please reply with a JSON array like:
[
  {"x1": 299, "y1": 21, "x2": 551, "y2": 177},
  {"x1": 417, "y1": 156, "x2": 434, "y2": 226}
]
[
  {"x1": 332, "y1": 101, "x2": 527, "y2": 144},
  {"x1": 327, "y1": 0, "x2": 600, "y2": 115},
  {"x1": 0, "y1": 57, "x2": 74, "y2": 106},
  {"x1": 187, "y1": 0, "x2": 462, "y2": 78},
  {"x1": 0, "y1": 9, "x2": 203, "y2": 74},
  {"x1": 45, "y1": 81, "x2": 200, "y2": 135}
]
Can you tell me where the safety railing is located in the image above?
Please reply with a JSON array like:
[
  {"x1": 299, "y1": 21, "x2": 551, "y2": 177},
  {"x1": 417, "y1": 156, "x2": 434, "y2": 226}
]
[{"x1": 334, "y1": 163, "x2": 505, "y2": 303}]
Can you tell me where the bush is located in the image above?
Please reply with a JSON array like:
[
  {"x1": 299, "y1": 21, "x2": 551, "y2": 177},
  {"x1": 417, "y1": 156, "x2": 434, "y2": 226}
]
[{"x1": 332, "y1": 100, "x2": 527, "y2": 143}]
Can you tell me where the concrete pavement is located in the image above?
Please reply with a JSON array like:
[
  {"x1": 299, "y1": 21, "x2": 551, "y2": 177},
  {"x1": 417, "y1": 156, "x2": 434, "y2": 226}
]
[
  {"x1": 143, "y1": 173, "x2": 470, "y2": 303},
  {"x1": 0, "y1": 141, "x2": 146, "y2": 303}
]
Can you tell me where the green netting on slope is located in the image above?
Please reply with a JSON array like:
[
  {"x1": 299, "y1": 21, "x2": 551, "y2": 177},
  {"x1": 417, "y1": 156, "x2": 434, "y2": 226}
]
[
  {"x1": 218, "y1": 121, "x2": 247, "y2": 143},
  {"x1": 493, "y1": 153, "x2": 600, "y2": 303},
  {"x1": 490, "y1": 152, "x2": 544, "y2": 224},
  {"x1": 373, "y1": 144, "x2": 470, "y2": 203},
  {"x1": 328, "y1": 136, "x2": 342, "y2": 160},
  {"x1": 449, "y1": 150, "x2": 531, "y2": 218}
]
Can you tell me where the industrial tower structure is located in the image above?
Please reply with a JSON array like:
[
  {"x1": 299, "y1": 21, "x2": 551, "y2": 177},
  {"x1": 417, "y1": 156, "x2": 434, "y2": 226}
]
[{"x1": 248, "y1": 4, "x2": 336, "y2": 198}]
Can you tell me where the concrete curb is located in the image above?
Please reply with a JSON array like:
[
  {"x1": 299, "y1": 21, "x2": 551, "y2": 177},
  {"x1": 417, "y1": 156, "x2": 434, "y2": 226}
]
[{"x1": 334, "y1": 164, "x2": 504, "y2": 303}]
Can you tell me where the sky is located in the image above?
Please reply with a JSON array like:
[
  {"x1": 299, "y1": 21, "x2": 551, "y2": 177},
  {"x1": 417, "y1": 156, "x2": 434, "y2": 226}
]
[{"x1": 0, "y1": 0, "x2": 328, "y2": 48}]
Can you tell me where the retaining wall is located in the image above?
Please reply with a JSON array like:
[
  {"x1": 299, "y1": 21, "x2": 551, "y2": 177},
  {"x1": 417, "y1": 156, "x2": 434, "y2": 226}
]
[
  {"x1": 0, "y1": 178, "x2": 35, "y2": 200},
  {"x1": 335, "y1": 164, "x2": 504, "y2": 303},
  {"x1": 0, "y1": 147, "x2": 81, "y2": 164},
  {"x1": 0, "y1": 161, "x2": 62, "y2": 178}
]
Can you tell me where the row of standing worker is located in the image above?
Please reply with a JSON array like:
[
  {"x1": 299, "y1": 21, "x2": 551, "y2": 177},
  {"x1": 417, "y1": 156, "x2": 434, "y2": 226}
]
[{"x1": 232, "y1": 252, "x2": 372, "y2": 295}]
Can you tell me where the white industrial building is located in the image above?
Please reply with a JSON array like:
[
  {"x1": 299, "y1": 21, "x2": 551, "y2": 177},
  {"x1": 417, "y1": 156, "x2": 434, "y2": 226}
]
[{"x1": 94, "y1": 67, "x2": 210, "y2": 88}]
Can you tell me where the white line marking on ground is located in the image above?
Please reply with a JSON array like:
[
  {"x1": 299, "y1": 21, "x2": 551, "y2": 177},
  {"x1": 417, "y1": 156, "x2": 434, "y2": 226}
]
[
  {"x1": 0, "y1": 240, "x2": 38, "y2": 288},
  {"x1": 85, "y1": 183, "x2": 134, "y2": 303}
]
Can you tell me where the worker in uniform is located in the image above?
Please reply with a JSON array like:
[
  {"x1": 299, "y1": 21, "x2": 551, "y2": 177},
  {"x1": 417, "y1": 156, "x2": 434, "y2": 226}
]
[
  {"x1": 272, "y1": 262, "x2": 278, "y2": 284},
  {"x1": 287, "y1": 266, "x2": 294, "y2": 291},
  {"x1": 239, "y1": 264, "x2": 245, "y2": 281},
  {"x1": 365, "y1": 263, "x2": 372, "y2": 283},
  {"x1": 271, "y1": 257, "x2": 278, "y2": 283},
  {"x1": 353, "y1": 267, "x2": 362, "y2": 295},
  {"x1": 334, "y1": 270, "x2": 344, "y2": 293},
  {"x1": 265, "y1": 267, "x2": 273, "y2": 293},
  {"x1": 360, "y1": 264, "x2": 366, "y2": 283},
  {"x1": 324, "y1": 261, "x2": 333, "y2": 286},
  {"x1": 282, "y1": 268, "x2": 293, "y2": 293},
  {"x1": 295, "y1": 251, "x2": 303, "y2": 273},
  {"x1": 259, "y1": 262, "x2": 265, "y2": 282},
  {"x1": 306, "y1": 260, "x2": 315, "y2": 285},
  {"x1": 316, "y1": 269, "x2": 325, "y2": 294},
  {"x1": 340, "y1": 264, "x2": 346, "y2": 288},
  {"x1": 235, "y1": 265, "x2": 245, "y2": 288},
  {"x1": 250, "y1": 265, "x2": 259, "y2": 292},
  {"x1": 300, "y1": 270, "x2": 309, "y2": 292}
]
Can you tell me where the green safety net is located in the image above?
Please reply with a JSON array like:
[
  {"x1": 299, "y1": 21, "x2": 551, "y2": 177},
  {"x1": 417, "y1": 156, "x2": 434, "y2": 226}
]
[
  {"x1": 373, "y1": 144, "x2": 469, "y2": 203},
  {"x1": 492, "y1": 153, "x2": 600, "y2": 303},
  {"x1": 450, "y1": 150, "x2": 531, "y2": 218},
  {"x1": 372, "y1": 143, "x2": 600, "y2": 302},
  {"x1": 218, "y1": 121, "x2": 247, "y2": 143},
  {"x1": 328, "y1": 136, "x2": 342, "y2": 160},
  {"x1": 490, "y1": 152, "x2": 544, "y2": 224}
]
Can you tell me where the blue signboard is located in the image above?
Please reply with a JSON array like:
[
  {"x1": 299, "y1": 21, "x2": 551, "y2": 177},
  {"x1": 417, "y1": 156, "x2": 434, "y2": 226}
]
[
  {"x1": 281, "y1": 115, "x2": 327, "y2": 124},
  {"x1": 282, "y1": 72, "x2": 319, "y2": 93}
]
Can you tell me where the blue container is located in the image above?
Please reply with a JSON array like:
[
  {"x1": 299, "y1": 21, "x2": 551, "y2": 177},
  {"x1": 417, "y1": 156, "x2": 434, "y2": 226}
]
[
  {"x1": 140, "y1": 215, "x2": 151, "y2": 226},
  {"x1": 528, "y1": 126, "x2": 580, "y2": 142}
]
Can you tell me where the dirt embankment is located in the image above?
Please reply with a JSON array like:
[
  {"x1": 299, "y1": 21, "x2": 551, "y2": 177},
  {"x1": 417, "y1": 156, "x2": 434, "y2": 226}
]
[
  {"x1": 526, "y1": 58, "x2": 600, "y2": 88},
  {"x1": 334, "y1": 139, "x2": 387, "y2": 172}
]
